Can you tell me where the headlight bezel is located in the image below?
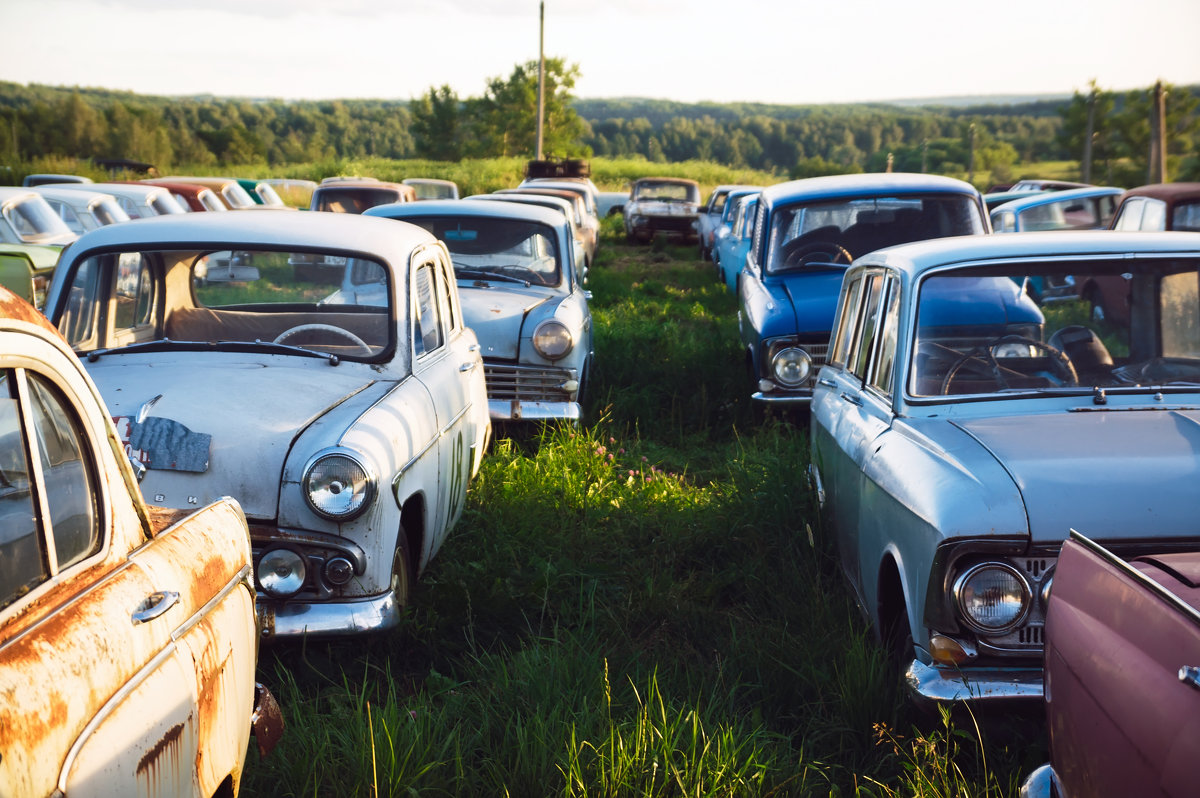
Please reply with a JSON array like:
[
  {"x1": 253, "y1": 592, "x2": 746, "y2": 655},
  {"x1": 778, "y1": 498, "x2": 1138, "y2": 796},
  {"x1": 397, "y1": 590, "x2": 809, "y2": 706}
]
[
  {"x1": 302, "y1": 448, "x2": 377, "y2": 522},
  {"x1": 952, "y1": 561, "x2": 1033, "y2": 636},
  {"x1": 532, "y1": 319, "x2": 574, "y2": 361},
  {"x1": 257, "y1": 546, "x2": 308, "y2": 598},
  {"x1": 768, "y1": 345, "x2": 813, "y2": 388}
]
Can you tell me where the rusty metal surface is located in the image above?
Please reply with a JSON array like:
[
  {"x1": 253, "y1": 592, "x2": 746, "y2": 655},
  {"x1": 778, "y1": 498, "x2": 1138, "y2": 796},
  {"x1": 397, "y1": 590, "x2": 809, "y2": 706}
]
[
  {"x1": 0, "y1": 284, "x2": 56, "y2": 331},
  {"x1": 252, "y1": 681, "x2": 285, "y2": 757}
]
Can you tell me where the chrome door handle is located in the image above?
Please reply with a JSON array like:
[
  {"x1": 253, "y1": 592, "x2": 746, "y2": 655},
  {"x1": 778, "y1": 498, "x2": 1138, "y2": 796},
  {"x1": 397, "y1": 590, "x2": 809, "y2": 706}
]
[
  {"x1": 459, "y1": 362, "x2": 476, "y2": 373},
  {"x1": 818, "y1": 378, "x2": 837, "y2": 389},
  {"x1": 1179, "y1": 665, "x2": 1200, "y2": 690},
  {"x1": 840, "y1": 392, "x2": 863, "y2": 407},
  {"x1": 132, "y1": 590, "x2": 180, "y2": 625}
]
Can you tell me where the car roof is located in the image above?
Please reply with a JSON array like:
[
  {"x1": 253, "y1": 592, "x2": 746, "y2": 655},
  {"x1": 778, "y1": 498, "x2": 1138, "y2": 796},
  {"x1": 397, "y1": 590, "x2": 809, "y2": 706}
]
[
  {"x1": 633, "y1": 177, "x2": 700, "y2": 187},
  {"x1": 855, "y1": 230, "x2": 1200, "y2": 279},
  {"x1": 55, "y1": 208, "x2": 437, "y2": 263},
  {"x1": 53, "y1": 182, "x2": 174, "y2": 201},
  {"x1": 761, "y1": 173, "x2": 979, "y2": 208},
  {"x1": 0, "y1": 186, "x2": 45, "y2": 202},
  {"x1": 1120, "y1": 182, "x2": 1200, "y2": 203},
  {"x1": 27, "y1": 185, "x2": 121, "y2": 205},
  {"x1": 989, "y1": 185, "x2": 1124, "y2": 213},
  {"x1": 0, "y1": 284, "x2": 61, "y2": 334},
  {"x1": 365, "y1": 198, "x2": 569, "y2": 228}
]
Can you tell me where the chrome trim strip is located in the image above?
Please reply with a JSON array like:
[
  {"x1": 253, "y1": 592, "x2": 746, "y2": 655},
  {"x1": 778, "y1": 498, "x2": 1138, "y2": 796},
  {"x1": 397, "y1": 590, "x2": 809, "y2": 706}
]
[
  {"x1": 1069, "y1": 529, "x2": 1200, "y2": 628},
  {"x1": 750, "y1": 391, "x2": 812, "y2": 405},
  {"x1": 488, "y1": 398, "x2": 581, "y2": 421}
]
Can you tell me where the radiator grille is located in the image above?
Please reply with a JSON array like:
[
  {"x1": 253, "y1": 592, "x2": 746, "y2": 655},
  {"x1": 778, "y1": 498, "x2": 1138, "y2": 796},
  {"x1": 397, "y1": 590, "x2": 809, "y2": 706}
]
[{"x1": 483, "y1": 363, "x2": 575, "y2": 403}]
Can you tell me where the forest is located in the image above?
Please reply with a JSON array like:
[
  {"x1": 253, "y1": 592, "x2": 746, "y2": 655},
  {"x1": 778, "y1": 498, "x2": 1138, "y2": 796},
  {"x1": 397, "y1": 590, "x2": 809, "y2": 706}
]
[{"x1": 1, "y1": 62, "x2": 1198, "y2": 188}]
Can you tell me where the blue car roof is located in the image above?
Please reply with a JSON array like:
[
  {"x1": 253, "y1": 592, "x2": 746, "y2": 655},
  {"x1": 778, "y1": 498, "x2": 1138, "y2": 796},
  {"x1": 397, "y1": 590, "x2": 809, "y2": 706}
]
[
  {"x1": 759, "y1": 173, "x2": 979, "y2": 209},
  {"x1": 988, "y1": 185, "x2": 1125, "y2": 214}
]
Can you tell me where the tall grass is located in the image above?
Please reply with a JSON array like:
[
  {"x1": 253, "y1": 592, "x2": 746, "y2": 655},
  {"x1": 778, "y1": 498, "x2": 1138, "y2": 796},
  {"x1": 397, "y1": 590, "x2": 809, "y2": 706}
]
[{"x1": 240, "y1": 227, "x2": 1044, "y2": 796}]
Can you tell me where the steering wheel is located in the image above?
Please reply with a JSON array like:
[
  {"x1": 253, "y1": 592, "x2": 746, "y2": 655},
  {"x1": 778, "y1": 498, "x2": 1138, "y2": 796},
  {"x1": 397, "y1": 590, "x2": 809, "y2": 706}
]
[
  {"x1": 940, "y1": 335, "x2": 1077, "y2": 395},
  {"x1": 783, "y1": 241, "x2": 853, "y2": 268},
  {"x1": 273, "y1": 323, "x2": 372, "y2": 355}
]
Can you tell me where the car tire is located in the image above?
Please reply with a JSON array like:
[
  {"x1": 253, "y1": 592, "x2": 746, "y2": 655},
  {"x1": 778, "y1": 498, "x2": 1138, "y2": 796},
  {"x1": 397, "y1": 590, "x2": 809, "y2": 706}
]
[{"x1": 390, "y1": 535, "x2": 412, "y2": 607}]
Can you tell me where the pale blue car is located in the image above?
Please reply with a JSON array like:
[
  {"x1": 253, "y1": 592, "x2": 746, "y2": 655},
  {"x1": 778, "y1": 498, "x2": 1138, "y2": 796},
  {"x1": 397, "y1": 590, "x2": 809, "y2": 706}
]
[
  {"x1": 713, "y1": 190, "x2": 758, "y2": 293},
  {"x1": 810, "y1": 230, "x2": 1200, "y2": 706}
]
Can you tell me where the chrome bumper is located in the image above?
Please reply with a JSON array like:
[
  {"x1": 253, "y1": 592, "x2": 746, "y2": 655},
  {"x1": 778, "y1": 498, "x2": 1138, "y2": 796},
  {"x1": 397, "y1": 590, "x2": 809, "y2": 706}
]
[
  {"x1": 906, "y1": 659, "x2": 1044, "y2": 706},
  {"x1": 257, "y1": 589, "x2": 401, "y2": 639},
  {"x1": 489, "y1": 398, "x2": 581, "y2": 421}
]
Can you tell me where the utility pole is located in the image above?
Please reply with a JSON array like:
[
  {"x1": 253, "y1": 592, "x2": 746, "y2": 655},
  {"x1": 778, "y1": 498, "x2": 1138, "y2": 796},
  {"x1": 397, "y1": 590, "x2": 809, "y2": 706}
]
[
  {"x1": 535, "y1": 1, "x2": 545, "y2": 160},
  {"x1": 967, "y1": 123, "x2": 976, "y2": 185},
  {"x1": 1149, "y1": 80, "x2": 1167, "y2": 183},
  {"x1": 1081, "y1": 88, "x2": 1095, "y2": 184}
]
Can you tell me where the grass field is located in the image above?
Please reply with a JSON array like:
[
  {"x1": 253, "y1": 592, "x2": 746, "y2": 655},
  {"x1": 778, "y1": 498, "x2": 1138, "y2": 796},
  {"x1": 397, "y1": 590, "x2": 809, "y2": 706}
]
[{"x1": 239, "y1": 219, "x2": 1046, "y2": 797}]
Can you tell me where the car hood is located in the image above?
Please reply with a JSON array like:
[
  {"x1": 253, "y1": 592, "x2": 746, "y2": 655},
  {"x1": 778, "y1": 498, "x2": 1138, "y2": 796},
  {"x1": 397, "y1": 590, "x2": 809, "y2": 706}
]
[
  {"x1": 778, "y1": 269, "x2": 847, "y2": 335},
  {"x1": 87, "y1": 359, "x2": 386, "y2": 518},
  {"x1": 459, "y1": 284, "x2": 553, "y2": 359},
  {"x1": 953, "y1": 408, "x2": 1200, "y2": 544}
]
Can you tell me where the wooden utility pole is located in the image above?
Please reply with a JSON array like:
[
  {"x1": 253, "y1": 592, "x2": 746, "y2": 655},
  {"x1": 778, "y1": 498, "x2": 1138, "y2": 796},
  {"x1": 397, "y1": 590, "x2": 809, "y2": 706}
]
[
  {"x1": 967, "y1": 123, "x2": 976, "y2": 185},
  {"x1": 1081, "y1": 88, "x2": 1095, "y2": 184},
  {"x1": 535, "y1": 1, "x2": 545, "y2": 160},
  {"x1": 1149, "y1": 80, "x2": 1167, "y2": 183}
]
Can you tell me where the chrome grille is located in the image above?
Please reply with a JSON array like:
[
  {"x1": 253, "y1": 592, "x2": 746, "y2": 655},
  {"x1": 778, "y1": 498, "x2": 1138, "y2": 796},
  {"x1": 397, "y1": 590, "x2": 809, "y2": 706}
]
[{"x1": 483, "y1": 363, "x2": 575, "y2": 403}]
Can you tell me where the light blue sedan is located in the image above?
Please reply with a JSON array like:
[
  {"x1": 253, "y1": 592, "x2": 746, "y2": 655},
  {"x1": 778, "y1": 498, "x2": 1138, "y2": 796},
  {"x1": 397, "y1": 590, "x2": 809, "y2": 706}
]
[
  {"x1": 367, "y1": 199, "x2": 593, "y2": 422},
  {"x1": 809, "y1": 230, "x2": 1200, "y2": 707},
  {"x1": 713, "y1": 190, "x2": 759, "y2": 293}
]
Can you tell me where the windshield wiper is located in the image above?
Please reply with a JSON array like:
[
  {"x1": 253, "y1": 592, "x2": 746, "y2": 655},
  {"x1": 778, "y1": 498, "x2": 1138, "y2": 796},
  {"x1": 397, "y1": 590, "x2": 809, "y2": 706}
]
[
  {"x1": 85, "y1": 338, "x2": 344, "y2": 365},
  {"x1": 453, "y1": 267, "x2": 531, "y2": 287}
]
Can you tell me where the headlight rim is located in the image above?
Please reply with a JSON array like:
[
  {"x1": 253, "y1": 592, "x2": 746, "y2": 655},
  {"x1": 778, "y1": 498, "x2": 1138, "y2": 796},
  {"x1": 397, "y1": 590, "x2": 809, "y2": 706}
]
[
  {"x1": 952, "y1": 561, "x2": 1032, "y2": 636},
  {"x1": 532, "y1": 318, "x2": 574, "y2": 361},
  {"x1": 769, "y1": 345, "x2": 813, "y2": 388},
  {"x1": 301, "y1": 448, "x2": 377, "y2": 522},
  {"x1": 257, "y1": 546, "x2": 309, "y2": 598}
]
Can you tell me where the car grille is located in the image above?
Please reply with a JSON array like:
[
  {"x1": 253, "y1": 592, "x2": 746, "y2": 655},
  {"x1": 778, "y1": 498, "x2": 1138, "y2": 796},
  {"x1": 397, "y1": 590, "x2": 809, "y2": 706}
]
[
  {"x1": 484, "y1": 363, "x2": 575, "y2": 402},
  {"x1": 978, "y1": 555, "x2": 1056, "y2": 653},
  {"x1": 802, "y1": 342, "x2": 829, "y2": 386}
]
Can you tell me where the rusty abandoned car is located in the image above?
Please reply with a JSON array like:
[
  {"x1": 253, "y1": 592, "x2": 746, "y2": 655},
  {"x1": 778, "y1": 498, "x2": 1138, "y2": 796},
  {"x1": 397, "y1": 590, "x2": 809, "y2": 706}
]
[
  {"x1": 0, "y1": 285, "x2": 280, "y2": 796},
  {"x1": 41, "y1": 210, "x2": 492, "y2": 638}
]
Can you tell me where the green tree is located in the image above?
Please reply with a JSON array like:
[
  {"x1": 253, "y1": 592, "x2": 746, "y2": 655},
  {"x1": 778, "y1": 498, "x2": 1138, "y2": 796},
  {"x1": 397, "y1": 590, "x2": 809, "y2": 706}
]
[
  {"x1": 1058, "y1": 80, "x2": 1117, "y2": 182},
  {"x1": 468, "y1": 58, "x2": 589, "y2": 158},
  {"x1": 410, "y1": 85, "x2": 463, "y2": 161}
]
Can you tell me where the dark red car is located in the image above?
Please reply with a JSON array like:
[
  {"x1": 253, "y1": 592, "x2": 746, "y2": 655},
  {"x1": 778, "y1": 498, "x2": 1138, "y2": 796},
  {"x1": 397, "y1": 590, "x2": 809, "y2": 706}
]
[
  {"x1": 1080, "y1": 183, "x2": 1200, "y2": 325},
  {"x1": 1022, "y1": 531, "x2": 1200, "y2": 798}
]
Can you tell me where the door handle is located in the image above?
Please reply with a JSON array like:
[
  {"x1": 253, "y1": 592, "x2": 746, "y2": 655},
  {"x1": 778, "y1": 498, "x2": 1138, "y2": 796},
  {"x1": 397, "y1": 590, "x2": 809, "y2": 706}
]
[
  {"x1": 818, "y1": 378, "x2": 837, "y2": 389},
  {"x1": 1179, "y1": 665, "x2": 1200, "y2": 691},
  {"x1": 459, "y1": 362, "x2": 476, "y2": 373},
  {"x1": 132, "y1": 590, "x2": 180, "y2": 625},
  {"x1": 840, "y1": 392, "x2": 863, "y2": 407}
]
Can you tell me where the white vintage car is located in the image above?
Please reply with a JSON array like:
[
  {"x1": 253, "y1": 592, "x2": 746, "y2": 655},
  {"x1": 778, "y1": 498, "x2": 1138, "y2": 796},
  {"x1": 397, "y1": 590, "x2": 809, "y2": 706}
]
[
  {"x1": 0, "y1": 285, "x2": 280, "y2": 796},
  {"x1": 42, "y1": 210, "x2": 492, "y2": 638}
]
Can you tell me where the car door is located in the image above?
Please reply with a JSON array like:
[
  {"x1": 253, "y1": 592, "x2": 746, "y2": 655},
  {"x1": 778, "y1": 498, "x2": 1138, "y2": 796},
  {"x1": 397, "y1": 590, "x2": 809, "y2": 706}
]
[
  {"x1": 0, "y1": 323, "x2": 258, "y2": 798},
  {"x1": 812, "y1": 269, "x2": 898, "y2": 590},
  {"x1": 409, "y1": 248, "x2": 480, "y2": 562}
]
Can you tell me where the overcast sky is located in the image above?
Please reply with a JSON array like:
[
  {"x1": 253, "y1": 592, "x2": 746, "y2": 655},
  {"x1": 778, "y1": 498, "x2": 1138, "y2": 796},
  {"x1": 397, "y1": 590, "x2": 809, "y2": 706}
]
[{"x1": 2, "y1": 0, "x2": 1198, "y2": 105}]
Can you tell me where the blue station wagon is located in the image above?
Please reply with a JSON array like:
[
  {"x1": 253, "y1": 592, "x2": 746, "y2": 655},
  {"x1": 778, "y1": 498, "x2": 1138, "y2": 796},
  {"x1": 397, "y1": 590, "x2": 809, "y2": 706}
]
[{"x1": 738, "y1": 173, "x2": 987, "y2": 404}]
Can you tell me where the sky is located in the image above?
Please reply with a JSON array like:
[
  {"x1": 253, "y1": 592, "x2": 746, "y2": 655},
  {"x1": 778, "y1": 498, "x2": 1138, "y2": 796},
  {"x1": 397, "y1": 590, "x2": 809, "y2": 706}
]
[{"x1": 2, "y1": 0, "x2": 1198, "y2": 106}]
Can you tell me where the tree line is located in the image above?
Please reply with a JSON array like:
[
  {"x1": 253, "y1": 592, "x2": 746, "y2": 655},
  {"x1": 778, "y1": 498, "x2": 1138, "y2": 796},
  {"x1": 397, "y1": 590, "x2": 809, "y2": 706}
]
[{"x1": 1, "y1": 66, "x2": 1197, "y2": 186}]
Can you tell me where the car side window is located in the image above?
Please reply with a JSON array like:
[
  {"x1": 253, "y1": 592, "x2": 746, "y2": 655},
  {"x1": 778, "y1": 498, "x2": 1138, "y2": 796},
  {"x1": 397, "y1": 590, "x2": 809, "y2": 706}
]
[
  {"x1": 59, "y1": 256, "x2": 103, "y2": 349},
  {"x1": 849, "y1": 274, "x2": 884, "y2": 381},
  {"x1": 829, "y1": 276, "x2": 865, "y2": 369},
  {"x1": 1112, "y1": 198, "x2": 1144, "y2": 231},
  {"x1": 1141, "y1": 199, "x2": 1167, "y2": 231},
  {"x1": 435, "y1": 257, "x2": 460, "y2": 335},
  {"x1": 869, "y1": 277, "x2": 902, "y2": 395},
  {"x1": 113, "y1": 253, "x2": 155, "y2": 332},
  {"x1": 0, "y1": 369, "x2": 100, "y2": 610},
  {"x1": 413, "y1": 262, "x2": 445, "y2": 357}
]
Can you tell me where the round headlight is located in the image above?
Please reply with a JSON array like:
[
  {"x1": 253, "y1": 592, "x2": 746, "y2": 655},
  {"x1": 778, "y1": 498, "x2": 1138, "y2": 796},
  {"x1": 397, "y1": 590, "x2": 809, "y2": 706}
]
[
  {"x1": 770, "y1": 347, "x2": 812, "y2": 388},
  {"x1": 303, "y1": 452, "x2": 375, "y2": 521},
  {"x1": 324, "y1": 556, "x2": 355, "y2": 586},
  {"x1": 258, "y1": 548, "x2": 307, "y2": 598},
  {"x1": 532, "y1": 320, "x2": 574, "y2": 360},
  {"x1": 954, "y1": 563, "x2": 1031, "y2": 634}
]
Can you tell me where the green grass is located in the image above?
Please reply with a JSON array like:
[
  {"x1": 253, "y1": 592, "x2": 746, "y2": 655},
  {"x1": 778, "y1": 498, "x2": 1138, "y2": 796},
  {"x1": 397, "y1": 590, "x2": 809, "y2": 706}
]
[{"x1": 240, "y1": 227, "x2": 1045, "y2": 797}]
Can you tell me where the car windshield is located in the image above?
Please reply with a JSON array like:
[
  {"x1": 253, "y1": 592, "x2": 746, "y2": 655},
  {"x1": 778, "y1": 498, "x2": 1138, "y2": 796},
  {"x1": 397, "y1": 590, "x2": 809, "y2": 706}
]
[
  {"x1": 315, "y1": 187, "x2": 403, "y2": 213},
  {"x1": 5, "y1": 195, "x2": 73, "y2": 242},
  {"x1": 635, "y1": 182, "x2": 698, "y2": 202},
  {"x1": 909, "y1": 257, "x2": 1200, "y2": 399},
  {"x1": 56, "y1": 247, "x2": 393, "y2": 360},
  {"x1": 766, "y1": 194, "x2": 983, "y2": 274},
  {"x1": 401, "y1": 216, "x2": 562, "y2": 287}
]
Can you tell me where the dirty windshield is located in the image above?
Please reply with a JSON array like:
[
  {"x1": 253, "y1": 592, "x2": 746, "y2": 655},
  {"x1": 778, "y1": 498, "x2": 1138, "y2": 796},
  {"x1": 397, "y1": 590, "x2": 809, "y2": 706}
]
[
  {"x1": 909, "y1": 257, "x2": 1200, "y2": 399},
  {"x1": 56, "y1": 247, "x2": 393, "y2": 359}
]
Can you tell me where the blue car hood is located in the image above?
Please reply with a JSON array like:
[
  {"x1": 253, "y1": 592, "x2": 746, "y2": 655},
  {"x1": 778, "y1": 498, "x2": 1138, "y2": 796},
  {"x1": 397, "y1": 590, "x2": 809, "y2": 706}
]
[
  {"x1": 776, "y1": 269, "x2": 846, "y2": 335},
  {"x1": 953, "y1": 408, "x2": 1200, "y2": 544}
]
